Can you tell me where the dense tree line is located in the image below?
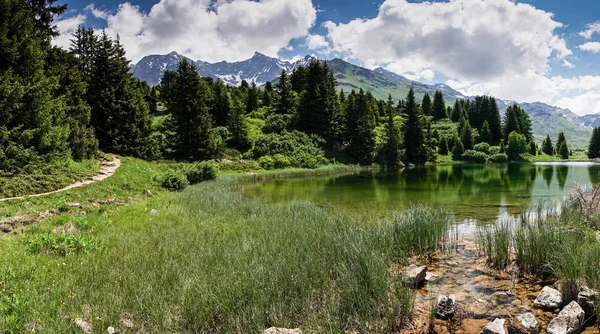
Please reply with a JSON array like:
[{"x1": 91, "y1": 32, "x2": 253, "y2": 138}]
[{"x1": 1, "y1": 0, "x2": 586, "y2": 176}]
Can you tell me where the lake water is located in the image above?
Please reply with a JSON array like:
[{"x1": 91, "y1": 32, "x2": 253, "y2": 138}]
[{"x1": 239, "y1": 162, "x2": 600, "y2": 222}]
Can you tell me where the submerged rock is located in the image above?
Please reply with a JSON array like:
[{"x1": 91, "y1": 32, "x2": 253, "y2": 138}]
[
  {"x1": 577, "y1": 286, "x2": 598, "y2": 318},
  {"x1": 264, "y1": 328, "x2": 302, "y2": 334},
  {"x1": 515, "y1": 312, "x2": 539, "y2": 333},
  {"x1": 547, "y1": 301, "x2": 585, "y2": 334},
  {"x1": 480, "y1": 318, "x2": 506, "y2": 334},
  {"x1": 402, "y1": 264, "x2": 427, "y2": 286},
  {"x1": 534, "y1": 286, "x2": 562, "y2": 310},
  {"x1": 436, "y1": 294, "x2": 456, "y2": 319}
]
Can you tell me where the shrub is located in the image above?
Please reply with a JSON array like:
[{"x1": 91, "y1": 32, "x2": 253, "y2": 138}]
[
  {"x1": 158, "y1": 171, "x2": 189, "y2": 191},
  {"x1": 251, "y1": 130, "x2": 328, "y2": 169},
  {"x1": 462, "y1": 150, "x2": 488, "y2": 163},
  {"x1": 185, "y1": 161, "x2": 218, "y2": 185},
  {"x1": 488, "y1": 153, "x2": 508, "y2": 163},
  {"x1": 489, "y1": 146, "x2": 501, "y2": 155},
  {"x1": 506, "y1": 131, "x2": 527, "y2": 160},
  {"x1": 473, "y1": 142, "x2": 491, "y2": 155},
  {"x1": 258, "y1": 156, "x2": 275, "y2": 170},
  {"x1": 28, "y1": 233, "x2": 94, "y2": 256},
  {"x1": 272, "y1": 154, "x2": 291, "y2": 169},
  {"x1": 262, "y1": 114, "x2": 293, "y2": 134}
]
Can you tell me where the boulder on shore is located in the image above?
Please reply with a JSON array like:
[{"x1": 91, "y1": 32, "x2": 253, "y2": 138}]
[
  {"x1": 534, "y1": 286, "x2": 562, "y2": 310},
  {"x1": 264, "y1": 328, "x2": 302, "y2": 334},
  {"x1": 513, "y1": 312, "x2": 539, "y2": 333},
  {"x1": 402, "y1": 264, "x2": 427, "y2": 286},
  {"x1": 436, "y1": 294, "x2": 456, "y2": 319},
  {"x1": 480, "y1": 318, "x2": 506, "y2": 334},
  {"x1": 577, "y1": 286, "x2": 598, "y2": 318},
  {"x1": 547, "y1": 301, "x2": 585, "y2": 334}
]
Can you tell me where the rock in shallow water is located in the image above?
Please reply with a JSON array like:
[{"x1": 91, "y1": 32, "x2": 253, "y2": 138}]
[
  {"x1": 402, "y1": 264, "x2": 427, "y2": 286},
  {"x1": 534, "y1": 286, "x2": 562, "y2": 310},
  {"x1": 436, "y1": 294, "x2": 456, "y2": 319},
  {"x1": 547, "y1": 301, "x2": 585, "y2": 334},
  {"x1": 480, "y1": 318, "x2": 506, "y2": 334},
  {"x1": 515, "y1": 312, "x2": 539, "y2": 333},
  {"x1": 264, "y1": 328, "x2": 302, "y2": 334}
]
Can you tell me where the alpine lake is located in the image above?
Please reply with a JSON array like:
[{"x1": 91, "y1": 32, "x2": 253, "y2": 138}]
[{"x1": 238, "y1": 162, "x2": 600, "y2": 333}]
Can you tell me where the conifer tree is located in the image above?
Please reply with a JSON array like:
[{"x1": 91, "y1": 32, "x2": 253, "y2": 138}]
[
  {"x1": 381, "y1": 95, "x2": 401, "y2": 167},
  {"x1": 432, "y1": 90, "x2": 447, "y2": 120},
  {"x1": 542, "y1": 135, "x2": 554, "y2": 155},
  {"x1": 274, "y1": 70, "x2": 295, "y2": 114},
  {"x1": 459, "y1": 117, "x2": 474, "y2": 150},
  {"x1": 556, "y1": 131, "x2": 567, "y2": 150},
  {"x1": 588, "y1": 127, "x2": 600, "y2": 159},
  {"x1": 402, "y1": 88, "x2": 428, "y2": 164},
  {"x1": 558, "y1": 141, "x2": 570, "y2": 159},
  {"x1": 246, "y1": 80, "x2": 258, "y2": 114},
  {"x1": 227, "y1": 98, "x2": 251, "y2": 151},
  {"x1": 451, "y1": 100, "x2": 462, "y2": 122},
  {"x1": 211, "y1": 82, "x2": 232, "y2": 127},
  {"x1": 345, "y1": 90, "x2": 376, "y2": 164},
  {"x1": 488, "y1": 97, "x2": 503, "y2": 143},
  {"x1": 528, "y1": 141, "x2": 537, "y2": 156},
  {"x1": 439, "y1": 137, "x2": 449, "y2": 155},
  {"x1": 452, "y1": 140, "x2": 464, "y2": 161},
  {"x1": 479, "y1": 121, "x2": 492, "y2": 144},
  {"x1": 161, "y1": 59, "x2": 217, "y2": 161},
  {"x1": 421, "y1": 93, "x2": 432, "y2": 116}
]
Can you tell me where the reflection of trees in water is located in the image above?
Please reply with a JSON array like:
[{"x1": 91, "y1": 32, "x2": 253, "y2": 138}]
[
  {"x1": 556, "y1": 166, "x2": 569, "y2": 190},
  {"x1": 540, "y1": 165, "x2": 554, "y2": 188}
]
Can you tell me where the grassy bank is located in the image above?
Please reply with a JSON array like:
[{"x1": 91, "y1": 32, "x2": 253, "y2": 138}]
[
  {"x1": 0, "y1": 158, "x2": 101, "y2": 198},
  {"x1": 0, "y1": 158, "x2": 452, "y2": 333}
]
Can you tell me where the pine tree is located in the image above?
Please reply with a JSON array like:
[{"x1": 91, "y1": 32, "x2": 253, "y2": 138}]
[
  {"x1": 588, "y1": 127, "x2": 600, "y2": 159},
  {"x1": 211, "y1": 82, "x2": 232, "y2": 127},
  {"x1": 421, "y1": 93, "x2": 432, "y2": 116},
  {"x1": 556, "y1": 131, "x2": 567, "y2": 150},
  {"x1": 528, "y1": 141, "x2": 537, "y2": 156},
  {"x1": 381, "y1": 95, "x2": 401, "y2": 167},
  {"x1": 432, "y1": 90, "x2": 447, "y2": 120},
  {"x1": 479, "y1": 120, "x2": 492, "y2": 144},
  {"x1": 451, "y1": 100, "x2": 462, "y2": 122},
  {"x1": 558, "y1": 141, "x2": 570, "y2": 159},
  {"x1": 459, "y1": 117, "x2": 474, "y2": 150},
  {"x1": 542, "y1": 135, "x2": 554, "y2": 155},
  {"x1": 439, "y1": 137, "x2": 449, "y2": 155},
  {"x1": 274, "y1": 70, "x2": 295, "y2": 114},
  {"x1": 345, "y1": 90, "x2": 376, "y2": 164},
  {"x1": 227, "y1": 98, "x2": 251, "y2": 151},
  {"x1": 488, "y1": 97, "x2": 503, "y2": 143},
  {"x1": 262, "y1": 81, "x2": 273, "y2": 108},
  {"x1": 452, "y1": 141, "x2": 464, "y2": 161},
  {"x1": 402, "y1": 88, "x2": 428, "y2": 164},
  {"x1": 246, "y1": 80, "x2": 258, "y2": 114},
  {"x1": 161, "y1": 59, "x2": 217, "y2": 161}
]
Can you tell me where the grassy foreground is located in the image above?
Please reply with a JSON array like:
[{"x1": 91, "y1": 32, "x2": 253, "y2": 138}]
[{"x1": 0, "y1": 158, "x2": 452, "y2": 333}]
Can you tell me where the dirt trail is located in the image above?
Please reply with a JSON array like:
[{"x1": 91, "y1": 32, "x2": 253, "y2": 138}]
[{"x1": 0, "y1": 157, "x2": 121, "y2": 202}]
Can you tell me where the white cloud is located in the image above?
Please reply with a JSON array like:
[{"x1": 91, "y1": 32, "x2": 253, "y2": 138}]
[
  {"x1": 304, "y1": 34, "x2": 329, "y2": 50},
  {"x1": 84, "y1": 4, "x2": 109, "y2": 19},
  {"x1": 325, "y1": 0, "x2": 571, "y2": 82},
  {"x1": 579, "y1": 42, "x2": 600, "y2": 53},
  {"x1": 53, "y1": 13, "x2": 86, "y2": 49},
  {"x1": 55, "y1": 0, "x2": 316, "y2": 63},
  {"x1": 556, "y1": 91, "x2": 600, "y2": 115},
  {"x1": 562, "y1": 60, "x2": 575, "y2": 69},
  {"x1": 579, "y1": 21, "x2": 600, "y2": 39}
]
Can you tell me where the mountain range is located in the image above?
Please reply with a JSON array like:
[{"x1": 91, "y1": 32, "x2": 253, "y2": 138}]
[{"x1": 132, "y1": 51, "x2": 600, "y2": 149}]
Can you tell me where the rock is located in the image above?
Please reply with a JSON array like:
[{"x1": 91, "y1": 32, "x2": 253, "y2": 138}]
[
  {"x1": 120, "y1": 317, "x2": 133, "y2": 329},
  {"x1": 407, "y1": 163, "x2": 416, "y2": 169},
  {"x1": 79, "y1": 211, "x2": 87, "y2": 216},
  {"x1": 514, "y1": 313, "x2": 539, "y2": 333},
  {"x1": 481, "y1": 318, "x2": 506, "y2": 334},
  {"x1": 402, "y1": 264, "x2": 427, "y2": 286},
  {"x1": 547, "y1": 301, "x2": 585, "y2": 334},
  {"x1": 425, "y1": 272, "x2": 439, "y2": 281},
  {"x1": 534, "y1": 286, "x2": 562, "y2": 310},
  {"x1": 107, "y1": 327, "x2": 117, "y2": 334},
  {"x1": 150, "y1": 209, "x2": 158, "y2": 215},
  {"x1": 67, "y1": 202, "x2": 82, "y2": 208},
  {"x1": 264, "y1": 328, "x2": 302, "y2": 334},
  {"x1": 74, "y1": 318, "x2": 92, "y2": 334},
  {"x1": 436, "y1": 294, "x2": 456, "y2": 319},
  {"x1": 577, "y1": 286, "x2": 598, "y2": 318}
]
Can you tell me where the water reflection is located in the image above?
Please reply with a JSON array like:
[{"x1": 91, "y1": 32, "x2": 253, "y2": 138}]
[{"x1": 239, "y1": 162, "x2": 600, "y2": 222}]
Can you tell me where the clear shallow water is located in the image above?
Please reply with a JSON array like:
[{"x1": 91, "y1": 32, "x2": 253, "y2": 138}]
[{"x1": 239, "y1": 162, "x2": 600, "y2": 222}]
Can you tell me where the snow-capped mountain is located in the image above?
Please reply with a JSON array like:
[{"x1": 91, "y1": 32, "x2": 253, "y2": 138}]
[{"x1": 132, "y1": 51, "x2": 315, "y2": 86}]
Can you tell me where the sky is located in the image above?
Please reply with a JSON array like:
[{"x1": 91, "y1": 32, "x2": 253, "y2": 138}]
[{"x1": 54, "y1": 0, "x2": 600, "y2": 116}]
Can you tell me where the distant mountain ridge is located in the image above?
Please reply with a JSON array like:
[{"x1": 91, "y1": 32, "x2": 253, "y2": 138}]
[{"x1": 132, "y1": 51, "x2": 599, "y2": 148}]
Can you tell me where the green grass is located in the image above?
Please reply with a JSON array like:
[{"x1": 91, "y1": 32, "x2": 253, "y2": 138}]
[
  {"x1": 0, "y1": 158, "x2": 456, "y2": 333},
  {"x1": 520, "y1": 152, "x2": 591, "y2": 162},
  {"x1": 0, "y1": 158, "x2": 100, "y2": 198}
]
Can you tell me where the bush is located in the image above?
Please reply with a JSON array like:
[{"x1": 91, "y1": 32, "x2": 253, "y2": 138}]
[
  {"x1": 506, "y1": 131, "x2": 527, "y2": 160},
  {"x1": 489, "y1": 146, "x2": 501, "y2": 155},
  {"x1": 262, "y1": 114, "x2": 293, "y2": 134},
  {"x1": 185, "y1": 161, "x2": 218, "y2": 185},
  {"x1": 488, "y1": 153, "x2": 508, "y2": 163},
  {"x1": 251, "y1": 130, "x2": 328, "y2": 169},
  {"x1": 158, "y1": 171, "x2": 190, "y2": 191},
  {"x1": 473, "y1": 142, "x2": 491, "y2": 155},
  {"x1": 28, "y1": 233, "x2": 94, "y2": 256},
  {"x1": 258, "y1": 156, "x2": 275, "y2": 170},
  {"x1": 462, "y1": 150, "x2": 488, "y2": 163}
]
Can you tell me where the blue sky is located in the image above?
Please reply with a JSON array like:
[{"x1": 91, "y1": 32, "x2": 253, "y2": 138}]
[{"x1": 54, "y1": 0, "x2": 600, "y2": 115}]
